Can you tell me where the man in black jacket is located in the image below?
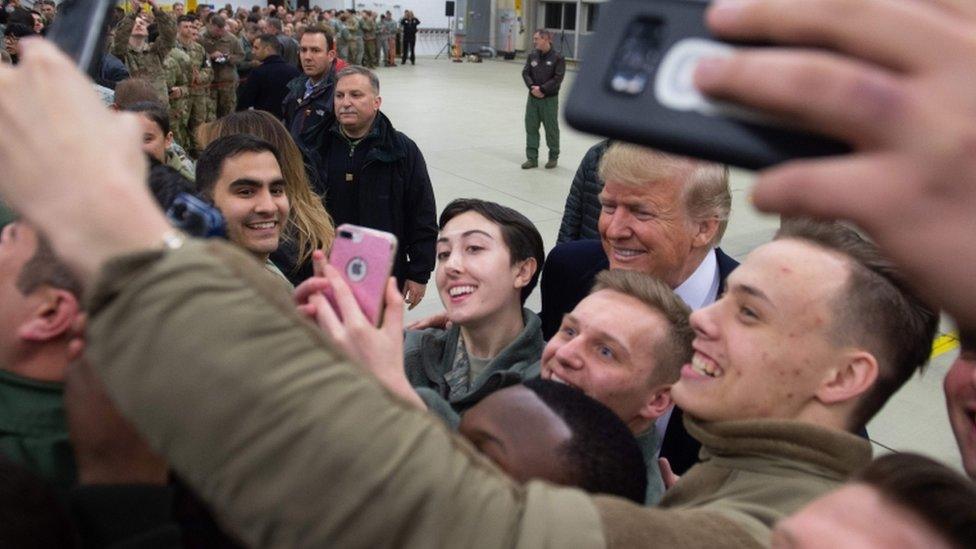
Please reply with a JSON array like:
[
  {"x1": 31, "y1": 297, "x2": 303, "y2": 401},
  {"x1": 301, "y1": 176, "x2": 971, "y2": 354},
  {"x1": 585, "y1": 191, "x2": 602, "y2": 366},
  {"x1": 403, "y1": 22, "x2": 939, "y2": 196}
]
[
  {"x1": 314, "y1": 66, "x2": 436, "y2": 309},
  {"x1": 281, "y1": 24, "x2": 337, "y2": 160},
  {"x1": 237, "y1": 33, "x2": 300, "y2": 118}
]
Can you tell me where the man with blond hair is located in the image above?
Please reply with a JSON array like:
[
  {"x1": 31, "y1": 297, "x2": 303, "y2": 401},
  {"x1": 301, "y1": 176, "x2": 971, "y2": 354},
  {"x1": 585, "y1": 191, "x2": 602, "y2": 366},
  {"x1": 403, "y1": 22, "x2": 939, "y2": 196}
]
[{"x1": 541, "y1": 142, "x2": 737, "y2": 475}]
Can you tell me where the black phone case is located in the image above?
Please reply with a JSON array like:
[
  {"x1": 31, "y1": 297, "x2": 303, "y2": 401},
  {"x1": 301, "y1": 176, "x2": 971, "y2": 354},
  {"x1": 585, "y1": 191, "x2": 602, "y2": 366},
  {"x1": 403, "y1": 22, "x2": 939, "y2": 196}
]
[
  {"x1": 47, "y1": 0, "x2": 115, "y2": 76},
  {"x1": 564, "y1": 0, "x2": 849, "y2": 170}
]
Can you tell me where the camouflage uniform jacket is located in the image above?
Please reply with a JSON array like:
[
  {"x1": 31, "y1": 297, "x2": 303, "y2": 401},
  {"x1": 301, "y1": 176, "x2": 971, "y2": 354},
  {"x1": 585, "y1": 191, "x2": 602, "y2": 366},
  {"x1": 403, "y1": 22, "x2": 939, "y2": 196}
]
[
  {"x1": 360, "y1": 17, "x2": 376, "y2": 40},
  {"x1": 112, "y1": 8, "x2": 176, "y2": 103},
  {"x1": 164, "y1": 47, "x2": 192, "y2": 101},
  {"x1": 197, "y1": 31, "x2": 244, "y2": 84},
  {"x1": 176, "y1": 39, "x2": 213, "y2": 96},
  {"x1": 344, "y1": 16, "x2": 362, "y2": 38}
]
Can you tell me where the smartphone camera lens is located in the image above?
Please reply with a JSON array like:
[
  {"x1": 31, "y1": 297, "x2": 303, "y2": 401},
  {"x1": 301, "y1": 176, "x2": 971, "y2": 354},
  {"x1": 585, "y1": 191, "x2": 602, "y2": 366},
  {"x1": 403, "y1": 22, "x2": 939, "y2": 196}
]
[
  {"x1": 608, "y1": 17, "x2": 665, "y2": 96},
  {"x1": 339, "y1": 230, "x2": 354, "y2": 239}
]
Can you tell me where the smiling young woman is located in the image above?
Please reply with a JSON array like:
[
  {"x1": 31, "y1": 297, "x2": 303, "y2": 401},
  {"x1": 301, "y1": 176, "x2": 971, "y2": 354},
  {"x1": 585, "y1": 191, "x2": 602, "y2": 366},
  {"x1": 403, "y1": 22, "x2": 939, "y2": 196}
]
[{"x1": 402, "y1": 199, "x2": 546, "y2": 426}]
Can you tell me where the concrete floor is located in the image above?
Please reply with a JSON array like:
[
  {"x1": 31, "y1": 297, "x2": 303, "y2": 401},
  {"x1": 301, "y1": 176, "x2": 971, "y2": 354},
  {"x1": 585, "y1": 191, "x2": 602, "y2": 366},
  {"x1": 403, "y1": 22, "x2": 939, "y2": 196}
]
[{"x1": 371, "y1": 55, "x2": 963, "y2": 472}]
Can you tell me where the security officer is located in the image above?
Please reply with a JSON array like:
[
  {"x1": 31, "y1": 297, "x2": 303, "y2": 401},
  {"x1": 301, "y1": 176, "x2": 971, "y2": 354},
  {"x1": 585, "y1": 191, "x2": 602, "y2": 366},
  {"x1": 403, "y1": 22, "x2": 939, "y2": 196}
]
[
  {"x1": 198, "y1": 14, "x2": 244, "y2": 118},
  {"x1": 521, "y1": 29, "x2": 565, "y2": 170}
]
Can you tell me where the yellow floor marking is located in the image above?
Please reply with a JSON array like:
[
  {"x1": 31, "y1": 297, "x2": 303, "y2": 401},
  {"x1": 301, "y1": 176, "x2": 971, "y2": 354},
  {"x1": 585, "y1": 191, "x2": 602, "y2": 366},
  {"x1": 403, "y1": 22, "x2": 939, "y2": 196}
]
[{"x1": 931, "y1": 331, "x2": 959, "y2": 360}]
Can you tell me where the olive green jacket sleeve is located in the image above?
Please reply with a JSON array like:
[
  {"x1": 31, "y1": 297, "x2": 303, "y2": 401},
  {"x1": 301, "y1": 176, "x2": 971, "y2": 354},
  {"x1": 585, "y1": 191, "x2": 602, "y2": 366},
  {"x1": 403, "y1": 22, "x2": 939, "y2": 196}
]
[
  {"x1": 150, "y1": 8, "x2": 176, "y2": 61},
  {"x1": 112, "y1": 14, "x2": 137, "y2": 59},
  {"x1": 85, "y1": 240, "x2": 605, "y2": 549}
]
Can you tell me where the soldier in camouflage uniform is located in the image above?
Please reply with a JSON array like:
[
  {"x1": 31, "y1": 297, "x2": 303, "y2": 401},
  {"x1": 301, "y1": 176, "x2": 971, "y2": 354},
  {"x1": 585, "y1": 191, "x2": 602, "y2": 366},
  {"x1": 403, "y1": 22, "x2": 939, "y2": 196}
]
[
  {"x1": 345, "y1": 11, "x2": 363, "y2": 65},
  {"x1": 176, "y1": 15, "x2": 213, "y2": 154},
  {"x1": 334, "y1": 13, "x2": 351, "y2": 61},
  {"x1": 197, "y1": 14, "x2": 244, "y2": 118},
  {"x1": 361, "y1": 11, "x2": 378, "y2": 68},
  {"x1": 164, "y1": 45, "x2": 192, "y2": 150},
  {"x1": 112, "y1": 0, "x2": 176, "y2": 105}
]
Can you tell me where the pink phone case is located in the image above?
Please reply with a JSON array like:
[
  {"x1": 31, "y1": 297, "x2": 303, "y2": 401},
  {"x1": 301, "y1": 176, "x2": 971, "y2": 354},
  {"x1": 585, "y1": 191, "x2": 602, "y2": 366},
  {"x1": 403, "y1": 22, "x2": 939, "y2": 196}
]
[{"x1": 328, "y1": 224, "x2": 398, "y2": 325}]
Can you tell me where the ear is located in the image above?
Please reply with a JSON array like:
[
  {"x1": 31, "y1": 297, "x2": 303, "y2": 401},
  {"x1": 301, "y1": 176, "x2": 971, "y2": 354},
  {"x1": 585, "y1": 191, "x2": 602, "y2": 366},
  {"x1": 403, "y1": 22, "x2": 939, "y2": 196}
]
[
  {"x1": 327, "y1": 48, "x2": 336, "y2": 62},
  {"x1": 374, "y1": 94, "x2": 382, "y2": 110},
  {"x1": 638, "y1": 385, "x2": 673, "y2": 421},
  {"x1": 17, "y1": 289, "x2": 80, "y2": 343},
  {"x1": 816, "y1": 351, "x2": 879, "y2": 405},
  {"x1": 512, "y1": 257, "x2": 538, "y2": 290},
  {"x1": 691, "y1": 217, "x2": 720, "y2": 250},
  {"x1": 165, "y1": 131, "x2": 174, "y2": 149}
]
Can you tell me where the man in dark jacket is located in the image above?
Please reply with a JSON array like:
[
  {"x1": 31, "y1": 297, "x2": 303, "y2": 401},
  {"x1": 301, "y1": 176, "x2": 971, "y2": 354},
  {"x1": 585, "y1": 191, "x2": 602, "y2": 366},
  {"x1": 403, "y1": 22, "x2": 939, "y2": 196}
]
[
  {"x1": 521, "y1": 29, "x2": 565, "y2": 169},
  {"x1": 557, "y1": 139, "x2": 610, "y2": 243},
  {"x1": 281, "y1": 24, "x2": 337, "y2": 158},
  {"x1": 237, "y1": 33, "x2": 300, "y2": 118},
  {"x1": 312, "y1": 66, "x2": 436, "y2": 309}
]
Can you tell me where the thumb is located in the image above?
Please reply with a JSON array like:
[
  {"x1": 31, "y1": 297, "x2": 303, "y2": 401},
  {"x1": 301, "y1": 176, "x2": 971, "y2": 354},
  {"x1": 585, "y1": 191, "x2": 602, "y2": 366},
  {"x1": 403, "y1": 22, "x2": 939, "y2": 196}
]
[{"x1": 658, "y1": 457, "x2": 680, "y2": 490}]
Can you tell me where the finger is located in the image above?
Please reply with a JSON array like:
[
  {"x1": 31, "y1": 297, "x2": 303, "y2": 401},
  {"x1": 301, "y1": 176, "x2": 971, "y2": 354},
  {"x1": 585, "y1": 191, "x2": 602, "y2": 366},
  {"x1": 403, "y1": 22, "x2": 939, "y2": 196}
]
[
  {"x1": 324, "y1": 264, "x2": 367, "y2": 325},
  {"x1": 381, "y1": 277, "x2": 405, "y2": 331},
  {"x1": 294, "y1": 276, "x2": 331, "y2": 305},
  {"x1": 309, "y1": 293, "x2": 344, "y2": 341},
  {"x1": 297, "y1": 303, "x2": 318, "y2": 318},
  {"x1": 705, "y1": 0, "x2": 968, "y2": 72},
  {"x1": 658, "y1": 457, "x2": 680, "y2": 489},
  {"x1": 694, "y1": 49, "x2": 907, "y2": 149},
  {"x1": 751, "y1": 152, "x2": 909, "y2": 225},
  {"x1": 312, "y1": 249, "x2": 327, "y2": 278}
]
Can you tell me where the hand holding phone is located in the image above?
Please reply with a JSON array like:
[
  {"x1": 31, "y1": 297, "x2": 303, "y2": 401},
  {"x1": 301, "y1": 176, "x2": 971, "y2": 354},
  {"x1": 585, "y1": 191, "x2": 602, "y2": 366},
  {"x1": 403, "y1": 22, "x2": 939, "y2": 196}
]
[
  {"x1": 325, "y1": 224, "x2": 398, "y2": 326},
  {"x1": 564, "y1": 0, "x2": 849, "y2": 169}
]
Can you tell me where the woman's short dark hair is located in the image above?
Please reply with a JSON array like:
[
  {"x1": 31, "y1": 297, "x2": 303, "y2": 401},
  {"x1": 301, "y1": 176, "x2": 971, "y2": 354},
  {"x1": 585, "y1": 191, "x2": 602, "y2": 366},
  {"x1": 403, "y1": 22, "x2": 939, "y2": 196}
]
[
  {"x1": 124, "y1": 100, "x2": 170, "y2": 136},
  {"x1": 438, "y1": 198, "x2": 545, "y2": 304}
]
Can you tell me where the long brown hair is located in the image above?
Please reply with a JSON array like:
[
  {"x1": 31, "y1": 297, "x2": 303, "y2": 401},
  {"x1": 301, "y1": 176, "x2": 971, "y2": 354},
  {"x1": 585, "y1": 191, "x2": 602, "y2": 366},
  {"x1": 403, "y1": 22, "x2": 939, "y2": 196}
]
[{"x1": 197, "y1": 111, "x2": 335, "y2": 266}]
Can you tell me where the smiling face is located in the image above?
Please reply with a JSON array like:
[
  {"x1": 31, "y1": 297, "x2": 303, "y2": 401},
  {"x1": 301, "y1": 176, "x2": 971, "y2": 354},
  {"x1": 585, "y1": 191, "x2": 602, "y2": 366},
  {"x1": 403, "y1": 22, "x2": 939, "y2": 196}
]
[
  {"x1": 672, "y1": 239, "x2": 852, "y2": 423},
  {"x1": 135, "y1": 113, "x2": 172, "y2": 164},
  {"x1": 211, "y1": 151, "x2": 289, "y2": 262},
  {"x1": 598, "y1": 178, "x2": 703, "y2": 288},
  {"x1": 335, "y1": 73, "x2": 381, "y2": 138},
  {"x1": 458, "y1": 385, "x2": 574, "y2": 485},
  {"x1": 540, "y1": 289, "x2": 670, "y2": 433},
  {"x1": 944, "y1": 350, "x2": 976, "y2": 479},
  {"x1": 435, "y1": 211, "x2": 529, "y2": 328}
]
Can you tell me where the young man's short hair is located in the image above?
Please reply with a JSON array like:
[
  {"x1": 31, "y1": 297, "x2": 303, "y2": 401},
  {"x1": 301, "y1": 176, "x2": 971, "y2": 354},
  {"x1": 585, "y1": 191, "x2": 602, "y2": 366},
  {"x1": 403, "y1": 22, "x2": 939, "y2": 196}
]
[
  {"x1": 775, "y1": 219, "x2": 938, "y2": 430},
  {"x1": 114, "y1": 79, "x2": 163, "y2": 110},
  {"x1": 298, "y1": 23, "x2": 335, "y2": 51},
  {"x1": 177, "y1": 14, "x2": 197, "y2": 24},
  {"x1": 256, "y1": 33, "x2": 284, "y2": 56},
  {"x1": 438, "y1": 198, "x2": 545, "y2": 304},
  {"x1": 195, "y1": 134, "x2": 282, "y2": 200},
  {"x1": 591, "y1": 269, "x2": 693, "y2": 387},
  {"x1": 855, "y1": 453, "x2": 976, "y2": 548},
  {"x1": 522, "y1": 378, "x2": 647, "y2": 503}
]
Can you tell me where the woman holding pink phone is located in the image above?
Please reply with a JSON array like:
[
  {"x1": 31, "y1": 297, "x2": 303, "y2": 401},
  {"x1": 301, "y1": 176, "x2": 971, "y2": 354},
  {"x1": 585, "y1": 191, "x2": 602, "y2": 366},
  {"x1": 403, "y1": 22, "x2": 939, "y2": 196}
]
[{"x1": 299, "y1": 199, "x2": 546, "y2": 426}]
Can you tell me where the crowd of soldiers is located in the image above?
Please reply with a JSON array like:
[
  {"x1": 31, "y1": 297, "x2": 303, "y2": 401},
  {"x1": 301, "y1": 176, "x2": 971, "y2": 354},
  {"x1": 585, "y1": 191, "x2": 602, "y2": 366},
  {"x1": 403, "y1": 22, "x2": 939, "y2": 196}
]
[{"x1": 102, "y1": 0, "x2": 414, "y2": 154}]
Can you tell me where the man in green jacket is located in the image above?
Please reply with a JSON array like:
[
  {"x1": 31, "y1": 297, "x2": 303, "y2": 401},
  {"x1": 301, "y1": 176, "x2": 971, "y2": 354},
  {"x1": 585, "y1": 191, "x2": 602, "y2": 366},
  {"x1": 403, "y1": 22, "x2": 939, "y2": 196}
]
[
  {"x1": 0, "y1": 220, "x2": 81, "y2": 493},
  {"x1": 112, "y1": 0, "x2": 176, "y2": 105},
  {"x1": 0, "y1": 30, "x2": 946, "y2": 549}
]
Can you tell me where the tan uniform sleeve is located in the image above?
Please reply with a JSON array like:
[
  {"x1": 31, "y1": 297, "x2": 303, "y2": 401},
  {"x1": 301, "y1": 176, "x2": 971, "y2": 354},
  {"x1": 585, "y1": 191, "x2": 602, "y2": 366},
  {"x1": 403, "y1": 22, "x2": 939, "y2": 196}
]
[
  {"x1": 85, "y1": 241, "x2": 605, "y2": 549},
  {"x1": 593, "y1": 497, "x2": 767, "y2": 549}
]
